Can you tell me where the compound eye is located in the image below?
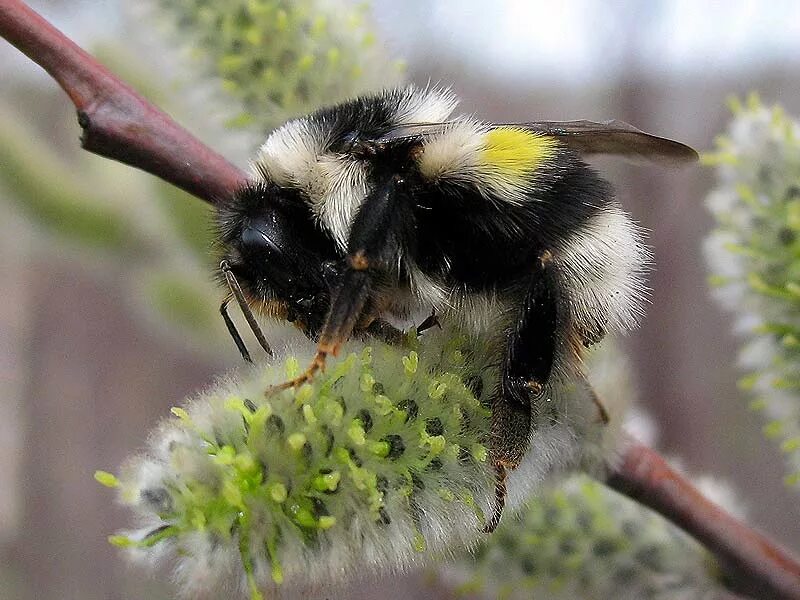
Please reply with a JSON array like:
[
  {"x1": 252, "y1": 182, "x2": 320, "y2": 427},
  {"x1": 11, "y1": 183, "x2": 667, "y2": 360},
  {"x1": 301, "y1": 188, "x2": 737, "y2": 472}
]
[
  {"x1": 241, "y1": 221, "x2": 282, "y2": 258},
  {"x1": 240, "y1": 216, "x2": 306, "y2": 268},
  {"x1": 237, "y1": 215, "x2": 326, "y2": 299}
]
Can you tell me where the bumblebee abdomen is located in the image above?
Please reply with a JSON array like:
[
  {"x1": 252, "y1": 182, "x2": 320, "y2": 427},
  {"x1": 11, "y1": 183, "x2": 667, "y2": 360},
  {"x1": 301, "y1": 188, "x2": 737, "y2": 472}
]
[
  {"x1": 552, "y1": 201, "x2": 652, "y2": 340},
  {"x1": 411, "y1": 190, "x2": 542, "y2": 290},
  {"x1": 410, "y1": 150, "x2": 649, "y2": 350},
  {"x1": 410, "y1": 141, "x2": 604, "y2": 290}
]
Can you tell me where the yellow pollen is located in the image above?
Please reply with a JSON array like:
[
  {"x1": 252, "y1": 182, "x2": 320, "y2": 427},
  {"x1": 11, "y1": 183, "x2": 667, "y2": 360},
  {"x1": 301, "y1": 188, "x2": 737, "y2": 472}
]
[{"x1": 479, "y1": 128, "x2": 557, "y2": 179}]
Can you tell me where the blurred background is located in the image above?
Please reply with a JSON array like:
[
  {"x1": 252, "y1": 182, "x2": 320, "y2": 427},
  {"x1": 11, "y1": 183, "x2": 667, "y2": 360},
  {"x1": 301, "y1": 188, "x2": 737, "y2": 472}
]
[{"x1": 1, "y1": 0, "x2": 799, "y2": 598}]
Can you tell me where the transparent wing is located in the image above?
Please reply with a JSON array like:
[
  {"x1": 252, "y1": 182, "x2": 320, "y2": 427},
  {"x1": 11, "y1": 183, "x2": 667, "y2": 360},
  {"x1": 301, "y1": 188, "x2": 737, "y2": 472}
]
[
  {"x1": 374, "y1": 120, "x2": 698, "y2": 165},
  {"x1": 516, "y1": 119, "x2": 698, "y2": 164}
]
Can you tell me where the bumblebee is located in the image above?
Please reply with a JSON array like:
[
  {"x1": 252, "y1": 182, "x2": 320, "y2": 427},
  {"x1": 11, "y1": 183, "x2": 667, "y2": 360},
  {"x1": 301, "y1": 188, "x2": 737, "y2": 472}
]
[{"x1": 216, "y1": 85, "x2": 697, "y2": 531}]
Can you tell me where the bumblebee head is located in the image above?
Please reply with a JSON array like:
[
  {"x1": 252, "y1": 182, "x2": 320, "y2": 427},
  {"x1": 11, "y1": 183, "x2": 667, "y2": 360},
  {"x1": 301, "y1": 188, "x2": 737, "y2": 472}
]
[
  {"x1": 216, "y1": 86, "x2": 460, "y2": 336},
  {"x1": 216, "y1": 180, "x2": 340, "y2": 337}
]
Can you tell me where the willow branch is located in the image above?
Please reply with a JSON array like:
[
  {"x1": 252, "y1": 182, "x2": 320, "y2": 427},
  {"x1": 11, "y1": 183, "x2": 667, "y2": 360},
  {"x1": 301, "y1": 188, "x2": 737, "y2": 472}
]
[
  {"x1": 605, "y1": 437, "x2": 800, "y2": 600},
  {"x1": 0, "y1": 0, "x2": 248, "y2": 205}
]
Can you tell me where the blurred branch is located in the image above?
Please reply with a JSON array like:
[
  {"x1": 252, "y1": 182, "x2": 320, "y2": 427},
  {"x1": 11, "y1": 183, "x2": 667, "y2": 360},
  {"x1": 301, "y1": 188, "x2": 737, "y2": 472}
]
[
  {"x1": 0, "y1": 0, "x2": 248, "y2": 205},
  {"x1": 2, "y1": 2, "x2": 800, "y2": 599},
  {"x1": 606, "y1": 437, "x2": 800, "y2": 599}
]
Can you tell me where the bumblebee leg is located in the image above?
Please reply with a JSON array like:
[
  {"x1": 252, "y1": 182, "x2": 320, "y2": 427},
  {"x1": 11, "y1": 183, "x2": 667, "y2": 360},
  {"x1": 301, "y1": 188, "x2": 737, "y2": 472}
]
[
  {"x1": 484, "y1": 391, "x2": 536, "y2": 533},
  {"x1": 415, "y1": 309, "x2": 441, "y2": 334},
  {"x1": 486, "y1": 251, "x2": 560, "y2": 532},
  {"x1": 483, "y1": 460, "x2": 508, "y2": 534},
  {"x1": 265, "y1": 266, "x2": 371, "y2": 394},
  {"x1": 503, "y1": 251, "x2": 559, "y2": 405},
  {"x1": 267, "y1": 174, "x2": 413, "y2": 395},
  {"x1": 266, "y1": 350, "x2": 329, "y2": 394}
]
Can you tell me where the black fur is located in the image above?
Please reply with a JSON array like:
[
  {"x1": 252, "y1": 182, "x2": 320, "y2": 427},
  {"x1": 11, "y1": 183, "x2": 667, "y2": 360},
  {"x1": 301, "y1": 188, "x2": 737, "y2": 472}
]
[
  {"x1": 217, "y1": 181, "x2": 340, "y2": 336},
  {"x1": 299, "y1": 88, "x2": 431, "y2": 156},
  {"x1": 409, "y1": 157, "x2": 611, "y2": 291}
]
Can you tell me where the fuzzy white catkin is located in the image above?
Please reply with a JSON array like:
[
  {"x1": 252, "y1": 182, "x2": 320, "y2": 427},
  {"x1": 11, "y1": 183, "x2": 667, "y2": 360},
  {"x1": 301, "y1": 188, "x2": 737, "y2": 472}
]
[
  {"x1": 704, "y1": 95, "x2": 800, "y2": 490},
  {"x1": 98, "y1": 326, "x2": 609, "y2": 599}
]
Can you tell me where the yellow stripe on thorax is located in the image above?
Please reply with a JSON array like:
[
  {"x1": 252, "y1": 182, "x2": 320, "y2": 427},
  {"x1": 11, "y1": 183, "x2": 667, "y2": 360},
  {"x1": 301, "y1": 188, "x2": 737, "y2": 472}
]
[{"x1": 479, "y1": 128, "x2": 557, "y2": 180}]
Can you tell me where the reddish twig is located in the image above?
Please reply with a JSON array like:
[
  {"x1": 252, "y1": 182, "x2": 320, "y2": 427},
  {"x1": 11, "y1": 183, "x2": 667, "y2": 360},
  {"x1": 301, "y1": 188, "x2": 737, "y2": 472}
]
[
  {"x1": 2, "y1": 2, "x2": 800, "y2": 599},
  {"x1": 606, "y1": 437, "x2": 800, "y2": 600},
  {"x1": 0, "y1": 0, "x2": 248, "y2": 205}
]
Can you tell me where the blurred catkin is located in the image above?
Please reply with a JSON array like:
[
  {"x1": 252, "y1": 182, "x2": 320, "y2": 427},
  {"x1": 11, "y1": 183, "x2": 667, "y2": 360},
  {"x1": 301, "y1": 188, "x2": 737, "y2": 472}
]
[
  {"x1": 704, "y1": 94, "x2": 800, "y2": 490},
  {"x1": 448, "y1": 475, "x2": 721, "y2": 600},
  {"x1": 149, "y1": 0, "x2": 403, "y2": 134}
]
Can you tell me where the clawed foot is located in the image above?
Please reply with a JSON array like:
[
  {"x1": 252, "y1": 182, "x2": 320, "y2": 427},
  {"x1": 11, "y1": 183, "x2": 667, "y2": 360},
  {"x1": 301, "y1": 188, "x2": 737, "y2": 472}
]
[
  {"x1": 265, "y1": 351, "x2": 328, "y2": 396},
  {"x1": 483, "y1": 461, "x2": 509, "y2": 533},
  {"x1": 364, "y1": 309, "x2": 441, "y2": 347},
  {"x1": 416, "y1": 309, "x2": 441, "y2": 335}
]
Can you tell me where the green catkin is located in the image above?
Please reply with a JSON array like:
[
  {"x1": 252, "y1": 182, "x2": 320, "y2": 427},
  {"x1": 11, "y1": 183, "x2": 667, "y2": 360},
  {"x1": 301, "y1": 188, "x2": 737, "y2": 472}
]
[
  {"x1": 705, "y1": 95, "x2": 800, "y2": 490},
  {"x1": 105, "y1": 328, "x2": 497, "y2": 598}
]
